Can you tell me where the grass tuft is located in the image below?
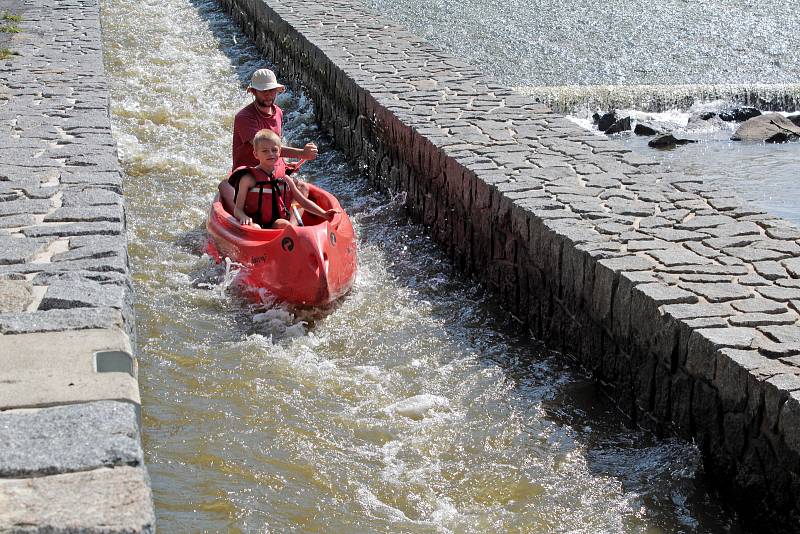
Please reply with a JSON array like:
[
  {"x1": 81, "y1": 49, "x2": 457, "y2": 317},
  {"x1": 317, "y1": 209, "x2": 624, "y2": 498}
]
[
  {"x1": 0, "y1": 24, "x2": 21, "y2": 33},
  {"x1": 2, "y1": 12, "x2": 22, "y2": 22},
  {"x1": 0, "y1": 48, "x2": 13, "y2": 60}
]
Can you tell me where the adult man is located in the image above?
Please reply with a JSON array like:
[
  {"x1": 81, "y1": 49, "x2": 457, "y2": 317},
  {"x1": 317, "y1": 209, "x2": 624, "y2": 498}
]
[{"x1": 232, "y1": 68, "x2": 318, "y2": 171}]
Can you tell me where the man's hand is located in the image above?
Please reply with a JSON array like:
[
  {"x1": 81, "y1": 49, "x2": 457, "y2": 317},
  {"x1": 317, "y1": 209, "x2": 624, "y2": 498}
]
[{"x1": 301, "y1": 142, "x2": 318, "y2": 161}]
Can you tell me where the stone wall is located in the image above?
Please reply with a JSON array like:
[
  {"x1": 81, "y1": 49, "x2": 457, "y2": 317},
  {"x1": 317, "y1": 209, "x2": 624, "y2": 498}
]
[
  {"x1": 0, "y1": 0, "x2": 154, "y2": 530},
  {"x1": 220, "y1": 0, "x2": 800, "y2": 527}
]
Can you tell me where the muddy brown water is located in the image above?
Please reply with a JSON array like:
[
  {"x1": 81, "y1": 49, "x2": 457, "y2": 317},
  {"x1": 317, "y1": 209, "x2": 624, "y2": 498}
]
[{"x1": 101, "y1": 0, "x2": 749, "y2": 531}]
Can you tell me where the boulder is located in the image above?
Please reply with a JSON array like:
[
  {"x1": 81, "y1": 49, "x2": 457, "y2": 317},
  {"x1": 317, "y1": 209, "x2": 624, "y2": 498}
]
[
  {"x1": 719, "y1": 107, "x2": 762, "y2": 122},
  {"x1": 648, "y1": 133, "x2": 697, "y2": 149},
  {"x1": 687, "y1": 113, "x2": 724, "y2": 130},
  {"x1": 605, "y1": 116, "x2": 632, "y2": 135},
  {"x1": 731, "y1": 113, "x2": 800, "y2": 141},
  {"x1": 634, "y1": 122, "x2": 663, "y2": 136},
  {"x1": 696, "y1": 107, "x2": 761, "y2": 122},
  {"x1": 596, "y1": 110, "x2": 619, "y2": 132},
  {"x1": 788, "y1": 114, "x2": 800, "y2": 128},
  {"x1": 765, "y1": 132, "x2": 800, "y2": 144}
]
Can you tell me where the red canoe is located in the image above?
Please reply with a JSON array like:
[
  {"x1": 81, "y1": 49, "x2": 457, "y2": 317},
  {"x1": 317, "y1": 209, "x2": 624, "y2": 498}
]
[{"x1": 205, "y1": 181, "x2": 357, "y2": 306}]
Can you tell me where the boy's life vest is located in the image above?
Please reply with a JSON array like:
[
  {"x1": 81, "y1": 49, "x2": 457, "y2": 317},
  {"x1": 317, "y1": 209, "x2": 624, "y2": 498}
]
[{"x1": 228, "y1": 165, "x2": 294, "y2": 227}]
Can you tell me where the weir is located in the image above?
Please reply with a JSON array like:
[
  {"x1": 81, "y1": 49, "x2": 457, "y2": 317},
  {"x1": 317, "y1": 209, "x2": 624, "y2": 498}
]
[
  {"x1": 220, "y1": 0, "x2": 800, "y2": 526},
  {"x1": 514, "y1": 83, "x2": 800, "y2": 115}
]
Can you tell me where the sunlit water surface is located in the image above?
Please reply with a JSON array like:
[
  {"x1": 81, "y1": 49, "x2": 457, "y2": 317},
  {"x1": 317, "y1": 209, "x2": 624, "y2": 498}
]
[
  {"x1": 369, "y1": 0, "x2": 800, "y2": 227},
  {"x1": 365, "y1": 0, "x2": 800, "y2": 88},
  {"x1": 101, "y1": 0, "x2": 747, "y2": 531}
]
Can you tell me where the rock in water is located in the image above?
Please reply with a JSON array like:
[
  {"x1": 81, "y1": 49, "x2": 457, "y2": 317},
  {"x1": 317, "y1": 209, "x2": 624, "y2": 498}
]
[
  {"x1": 605, "y1": 116, "x2": 632, "y2": 134},
  {"x1": 634, "y1": 122, "x2": 662, "y2": 136},
  {"x1": 765, "y1": 132, "x2": 800, "y2": 144},
  {"x1": 596, "y1": 110, "x2": 619, "y2": 132},
  {"x1": 731, "y1": 113, "x2": 800, "y2": 141},
  {"x1": 648, "y1": 133, "x2": 697, "y2": 148},
  {"x1": 719, "y1": 107, "x2": 762, "y2": 122},
  {"x1": 687, "y1": 112, "x2": 724, "y2": 130}
]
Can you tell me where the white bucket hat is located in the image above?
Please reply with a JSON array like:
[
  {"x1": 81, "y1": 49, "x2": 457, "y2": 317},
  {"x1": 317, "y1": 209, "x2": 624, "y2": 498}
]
[{"x1": 248, "y1": 68, "x2": 285, "y2": 92}]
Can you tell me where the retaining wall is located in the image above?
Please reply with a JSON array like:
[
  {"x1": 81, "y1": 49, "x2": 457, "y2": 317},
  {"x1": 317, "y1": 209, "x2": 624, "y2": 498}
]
[
  {"x1": 0, "y1": 0, "x2": 154, "y2": 531},
  {"x1": 221, "y1": 0, "x2": 800, "y2": 527}
]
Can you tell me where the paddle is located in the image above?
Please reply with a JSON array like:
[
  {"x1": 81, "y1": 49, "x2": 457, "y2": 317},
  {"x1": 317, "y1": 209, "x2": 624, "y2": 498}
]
[{"x1": 288, "y1": 158, "x2": 307, "y2": 226}]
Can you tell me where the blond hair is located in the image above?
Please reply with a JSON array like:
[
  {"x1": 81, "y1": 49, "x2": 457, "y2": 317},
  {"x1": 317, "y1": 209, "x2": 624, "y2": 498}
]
[{"x1": 252, "y1": 128, "x2": 282, "y2": 149}]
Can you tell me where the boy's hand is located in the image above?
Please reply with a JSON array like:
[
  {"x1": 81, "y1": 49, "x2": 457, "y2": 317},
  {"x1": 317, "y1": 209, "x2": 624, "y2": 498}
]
[
  {"x1": 237, "y1": 214, "x2": 260, "y2": 228},
  {"x1": 301, "y1": 142, "x2": 318, "y2": 161}
]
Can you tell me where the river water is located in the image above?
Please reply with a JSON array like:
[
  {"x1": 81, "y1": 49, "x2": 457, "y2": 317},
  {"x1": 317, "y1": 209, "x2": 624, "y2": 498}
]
[{"x1": 100, "y1": 0, "x2": 752, "y2": 531}]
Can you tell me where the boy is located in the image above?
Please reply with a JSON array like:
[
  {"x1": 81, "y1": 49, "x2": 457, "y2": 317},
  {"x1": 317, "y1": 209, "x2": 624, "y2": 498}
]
[{"x1": 230, "y1": 129, "x2": 337, "y2": 229}]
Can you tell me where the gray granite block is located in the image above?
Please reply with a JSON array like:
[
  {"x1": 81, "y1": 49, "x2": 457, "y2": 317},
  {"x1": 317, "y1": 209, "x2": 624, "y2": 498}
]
[
  {"x1": 43, "y1": 205, "x2": 123, "y2": 223},
  {"x1": 731, "y1": 298, "x2": 790, "y2": 314},
  {"x1": 729, "y1": 312, "x2": 797, "y2": 327},
  {"x1": 40, "y1": 279, "x2": 127, "y2": 310},
  {"x1": 725, "y1": 246, "x2": 791, "y2": 262},
  {"x1": 681, "y1": 282, "x2": 753, "y2": 303},
  {"x1": 647, "y1": 248, "x2": 714, "y2": 266},
  {"x1": 0, "y1": 213, "x2": 37, "y2": 228},
  {"x1": 0, "y1": 307, "x2": 123, "y2": 334},
  {"x1": 62, "y1": 187, "x2": 124, "y2": 207},
  {"x1": 0, "y1": 236, "x2": 50, "y2": 265},
  {"x1": 21, "y1": 221, "x2": 124, "y2": 238},
  {"x1": 662, "y1": 302, "x2": 736, "y2": 320},
  {"x1": 0, "y1": 401, "x2": 142, "y2": 477},
  {"x1": 0, "y1": 466, "x2": 155, "y2": 533},
  {"x1": 756, "y1": 286, "x2": 800, "y2": 302},
  {"x1": 0, "y1": 279, "x2": 33, "y2": 313},
  {"x1": 0, "y1": 198, "x2": 51, "y2": 217},
  {"x1": 635, "y1": 282, "x2": 698, "y2": 305}
]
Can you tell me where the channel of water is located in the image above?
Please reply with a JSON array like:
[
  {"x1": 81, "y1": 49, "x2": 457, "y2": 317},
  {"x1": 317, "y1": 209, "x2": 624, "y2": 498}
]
[{"x1": 101, "y1": 0, "x2": 750, "y2": 530}]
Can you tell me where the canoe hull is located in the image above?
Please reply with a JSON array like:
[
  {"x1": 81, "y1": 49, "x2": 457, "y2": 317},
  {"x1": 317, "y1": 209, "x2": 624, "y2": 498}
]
[{"x1": 206, "y1": 184, "x2": 357, "y2": 306}]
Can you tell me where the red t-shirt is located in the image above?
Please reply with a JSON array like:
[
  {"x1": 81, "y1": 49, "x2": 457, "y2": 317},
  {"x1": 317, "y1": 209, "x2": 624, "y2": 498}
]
[{"x1": 231, "y1": 102, "x2": 284, "y2": 170}]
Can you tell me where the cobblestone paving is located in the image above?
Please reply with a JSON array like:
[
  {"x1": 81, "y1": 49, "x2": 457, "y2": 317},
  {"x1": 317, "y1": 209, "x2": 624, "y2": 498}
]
[
  {"x1": 0, "y1": 0, "x2": 153, "y2": 530},
  {"x1": 0, "y1": 0, "x2": 132, "y2": 329},
  {"x1": 221, "y1": 0, "x2": 800, "y2": 525}
]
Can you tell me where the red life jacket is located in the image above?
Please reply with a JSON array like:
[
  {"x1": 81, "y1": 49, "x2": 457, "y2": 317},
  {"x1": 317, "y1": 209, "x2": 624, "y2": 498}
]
[{"x1": 228, "y1": 165, "x2": 293, "y2": 227}]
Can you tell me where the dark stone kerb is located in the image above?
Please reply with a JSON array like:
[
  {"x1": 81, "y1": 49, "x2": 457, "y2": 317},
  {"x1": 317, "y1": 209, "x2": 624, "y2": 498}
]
[{"x1": 221, "y1": 0, "x2": 800, "y2": 527}]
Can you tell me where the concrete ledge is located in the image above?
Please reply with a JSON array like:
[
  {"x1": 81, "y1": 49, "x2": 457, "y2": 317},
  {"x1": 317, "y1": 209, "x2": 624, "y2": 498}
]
[
  {"x1": 0, "y1": 466, "x2": 155, "y2": 533},
  {"x1": 0, "y1": 328, "x2": 140, "y2": 411}
]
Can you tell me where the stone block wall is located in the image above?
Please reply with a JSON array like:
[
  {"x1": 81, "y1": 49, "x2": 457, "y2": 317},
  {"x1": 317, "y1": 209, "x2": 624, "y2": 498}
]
[
  {"x1": 0, "y1": 0, "x2": 154, "y2": 530},
  {"x1": 221, "y1": 0, "x2": 800, "y2": 527}
]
